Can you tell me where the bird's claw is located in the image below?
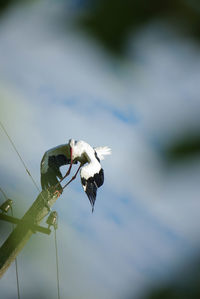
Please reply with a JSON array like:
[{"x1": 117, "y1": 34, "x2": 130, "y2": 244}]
[{"x1": 53, "y1": 190, "x2": 62, "y2": 198}]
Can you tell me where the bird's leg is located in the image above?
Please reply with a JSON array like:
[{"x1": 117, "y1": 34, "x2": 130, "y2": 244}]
[
  {"x1": 56, "y1": 147, "x2": 73, "y2": 187},
  {"x1": 52, "y1": 148, "x2": 74, "y2": 195},
  {"x1": 62, "y1": 164, "x2": 82, "y2": 190}
]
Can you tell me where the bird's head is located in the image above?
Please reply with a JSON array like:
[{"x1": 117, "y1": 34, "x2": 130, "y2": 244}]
[
  {"x1": 68, "y1": 138, "x2": 76, "y2": 159},
  {"x1": 68, "y1": 138, "x2": 75, "y2": 149}
]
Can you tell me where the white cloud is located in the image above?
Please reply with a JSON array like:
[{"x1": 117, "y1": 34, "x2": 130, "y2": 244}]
[{"x1": 0, "y1": 2, "x2": 200, "y2": 299}]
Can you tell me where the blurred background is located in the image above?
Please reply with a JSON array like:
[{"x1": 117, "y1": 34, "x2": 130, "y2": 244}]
[{"x1": 0, "y1": 0, "x2": 200, "y2": 298}]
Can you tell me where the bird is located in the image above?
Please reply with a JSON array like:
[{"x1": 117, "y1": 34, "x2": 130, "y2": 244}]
[{"x1": 40, "y1": 139, "x2": 111, "y2": 211}]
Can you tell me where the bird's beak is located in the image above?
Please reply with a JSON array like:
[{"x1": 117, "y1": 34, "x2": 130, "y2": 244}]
[{"x1": 70, "y1": 147, "x2": 73, "y2": 161}]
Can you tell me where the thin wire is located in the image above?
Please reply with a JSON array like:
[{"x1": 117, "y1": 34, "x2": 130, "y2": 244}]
[
  {"x1": 0, "y1": 121, "x2": 41, "y2": 193},
  {"x1": 11, "y1": 206, "x2": 21, "y2": 299},
  {"x1": 0, "y1": 122, "x2": 61, "y2": 298},
  {"x1": 0, "y1": 186, "x2": 8, "y2": 201},
  {"x1": 0, "y1": 186, "x2": 21, "y2": 299},
  {"x1": 54, "y1": 228, "x2": 61, "y2": 299}
]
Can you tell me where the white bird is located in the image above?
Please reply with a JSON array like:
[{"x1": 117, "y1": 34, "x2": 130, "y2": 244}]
[{"x1": 40, "y1": 139, "x2": 111, "y2": 211}]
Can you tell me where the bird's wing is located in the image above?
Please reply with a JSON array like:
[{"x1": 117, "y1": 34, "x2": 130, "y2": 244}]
[
  {"x1": 40, "y1": 148, "x2": 70, "y2": 191},
  {"x1": 41, "y1": 167, "x2": 62, "y2": 192},
  {"x1": 41, "y1": 144, "x2": 71, "y2": 173},
  {"x1": 41, "y1": 152, "x2": 49, "y2": 174},
  {"x1": 80, "y1": 163, "x2": 104, "y2": 211}
]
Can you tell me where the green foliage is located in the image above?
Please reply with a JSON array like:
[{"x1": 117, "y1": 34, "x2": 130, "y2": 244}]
[
  {"x1": 164, "y1": 133, "x2": 200, "y2": 163},
  {"x1": 1, "y1": 0, "x2": 200, "y2": 56},
  {"x1": 0, "y1": 0, "x2": 13, "y2": 13},
  {"x1": 0, "y1": 0, "x2": 36, "y2": 16},
  {"x1": 77, "y1": 0, "x2": 200, "y2": 55}
]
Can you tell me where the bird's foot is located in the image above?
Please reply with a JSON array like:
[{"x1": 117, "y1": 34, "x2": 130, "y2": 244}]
[{"x1": 53, "y1": 190, "x2": 62, "y2": 198}]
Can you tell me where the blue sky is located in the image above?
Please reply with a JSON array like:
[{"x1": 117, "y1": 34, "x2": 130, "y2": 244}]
[{"x1": 0, "y1": 1, "x2": 200, "y2": 298}]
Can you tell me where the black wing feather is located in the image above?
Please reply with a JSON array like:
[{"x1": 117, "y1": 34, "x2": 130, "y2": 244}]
[
  {"x1": 94, "y1": 168, "x2": 104, "y2": 187},
  {"x1": 85, "y1": 179, "x2": 97, "y2": 212},
  {"x1": 41, "y1": 154, "x2": 69, "y2": 192},
  {"x1": 81, "y1": 168, "x2": 104, "y2": 212},
  {"x1": 41, "y1": 168, "x2": 62, "y2": 192}
]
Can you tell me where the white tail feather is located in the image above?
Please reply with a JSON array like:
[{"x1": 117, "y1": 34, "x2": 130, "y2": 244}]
[{"x1": 94, "y1": 146, "x2": 112, "y2": 160}]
